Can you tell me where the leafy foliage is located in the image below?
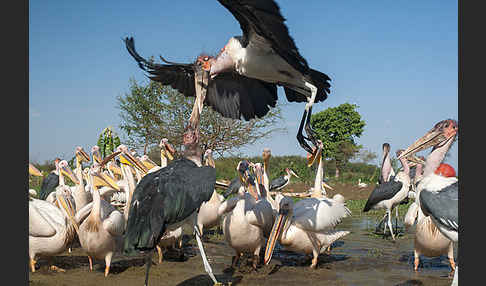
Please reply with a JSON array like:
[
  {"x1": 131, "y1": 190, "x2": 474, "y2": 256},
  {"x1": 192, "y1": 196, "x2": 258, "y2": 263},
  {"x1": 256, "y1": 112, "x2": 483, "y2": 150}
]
[
  {"x1": 97, "y1": 126, "x2": 121, "y2": 158},
  {"x1": 311, "y1": 103, "x2": 366, "y2": 176},
  {"x1": 117, "y1": 77, "x2": 285, "y2": 156}
]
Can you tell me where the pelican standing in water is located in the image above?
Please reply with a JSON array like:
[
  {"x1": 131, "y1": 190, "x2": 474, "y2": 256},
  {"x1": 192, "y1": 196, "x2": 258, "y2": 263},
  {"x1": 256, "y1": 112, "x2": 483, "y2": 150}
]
[
  {"x1": 218, "y1": 160, "x2": 271, "y2": 270},
  {"x1": 264, "y1": 141, "x2": 350, "y2": 268}
]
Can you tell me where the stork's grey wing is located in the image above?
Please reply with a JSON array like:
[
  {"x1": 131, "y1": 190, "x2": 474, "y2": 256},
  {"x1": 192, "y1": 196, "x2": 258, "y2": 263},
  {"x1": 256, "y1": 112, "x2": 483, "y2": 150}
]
[
  {"x1": 206, "y1": 73, "x2": 278, "y2": 120},
  {"x1": 269, "y1": 176, "x2": 287, "y2": 191},
  {"x1": 217, "y1": 0, "x2": 310, "y2": 76},
  {"x1": 420, "y1": 182, "x2": 458, "y2": 233},
  {"x1": 224, "y1": 177, "x2": 242, "y2": 198},
  {"x1": 363, "y1": 180, "x2": 403, "y2": 212},
  {"x1": 39, "y1": 172, "x2": 59, "y2": 200},
  {"x1": 124, "y1": 37, "x2": 195, "y2": 97}
]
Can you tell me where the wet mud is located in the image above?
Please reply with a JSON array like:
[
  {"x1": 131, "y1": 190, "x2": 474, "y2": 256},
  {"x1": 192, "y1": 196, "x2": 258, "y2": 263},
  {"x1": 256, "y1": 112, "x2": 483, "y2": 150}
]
[{"x1": 29, "y1": 185, "x2": 456, "y2": 286}]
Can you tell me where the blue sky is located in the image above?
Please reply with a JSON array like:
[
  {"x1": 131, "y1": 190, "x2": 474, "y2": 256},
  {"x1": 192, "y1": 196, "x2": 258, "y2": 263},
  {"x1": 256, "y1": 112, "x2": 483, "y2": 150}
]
[{"x1": 29, "y1": 0, "x2": 458, "y2": 171}]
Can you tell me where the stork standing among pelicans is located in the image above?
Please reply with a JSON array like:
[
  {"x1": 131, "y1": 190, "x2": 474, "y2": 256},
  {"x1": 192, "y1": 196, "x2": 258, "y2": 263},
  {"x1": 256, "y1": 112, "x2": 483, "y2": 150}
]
[
  {"x1": 363, "y1": 150, "x2": 412, "y2": 240},
  {"x1": 123, "y1": 126, "x2": 218, "y2": 286},
  {"x1": 269, "y1": 168, "x2": 300, "y2": 192},
  {"x1": 38, "y1": 158, "x2": 61, "y2": 200},
  {"x1": 29, "y1": 163, "x2": 43, "y2": 197},
  {"x1": 398, "y1": 119, "x2": 458, "y2": 279},
  {"x1": 124, "y1": 0, "x2": 331, "y2": 160},
  {"x1": 264, "y1": 141, "x2": 351, "y2": 268}
]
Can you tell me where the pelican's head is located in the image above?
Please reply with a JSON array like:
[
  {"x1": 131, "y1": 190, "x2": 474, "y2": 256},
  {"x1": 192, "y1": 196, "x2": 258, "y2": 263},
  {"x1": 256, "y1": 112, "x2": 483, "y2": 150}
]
[
  {"x1": 237, "y1": 160, "x2": 259, "y2": 201},
  {"x1": 204, "y1": 149, "x2": 215, "y2": 168},
  {"x1": 89, "y1": 164, "x2": 120, "y2": 192},
  {"x1": 398, "y1": 119, "x2": 458, "y2": 160},
  {"x1": 139, "y1": 154, "x2": 158, "y2": 170},
  {"x1": 29, "y1": 163, "x2": 43, "y2": 177},
  {"x1": 262, "y1": 148, "x2": 272, "y2": 161},
  {"x1": 113, "y1": 144, "x2": 149, "y2": 175},
  {"x1": 91, "y1": 145, "x2": 102, "y2": 164},
  {"x1": 264, "y1": 195, "x2": 294, "y2": 265},
  {"x1": 75, "y1": 146, "x2": 90, "y2": 163},
  {"x1": 160, "y1": 138, "x2": 176, "y2": 161},
  {"x1": 58, "y1": 160, "x2": 80, "y2": 185}
]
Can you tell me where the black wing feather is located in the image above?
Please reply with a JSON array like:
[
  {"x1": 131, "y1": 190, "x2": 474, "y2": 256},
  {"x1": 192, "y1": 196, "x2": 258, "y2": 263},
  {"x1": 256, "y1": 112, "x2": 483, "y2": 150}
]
[
  {"x1": 217, "y1": 0, "x2": 310, "y2": 76},
  {"x1": 223, "y1": 177, "x2": 242, "y2": 198},
  {"x1": 269, "y1": 176, "x2": 287, "y2": 191},
  {"x1": 39, "y1": 172, "x2": 59, "y2": 200},
  {"x1": 419, "y1": 182, "x2": 458, "y2": 232},
  {"x1": 123, "y1": 158, "x2": 216, "y2": 255},
  {"x1": 363, "y1": 180, "x2": 403, "y2": 212}
]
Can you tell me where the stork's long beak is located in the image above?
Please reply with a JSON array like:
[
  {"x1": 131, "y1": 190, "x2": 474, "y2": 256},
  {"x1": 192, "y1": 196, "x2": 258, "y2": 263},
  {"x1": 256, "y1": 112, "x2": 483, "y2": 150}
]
[
  {"x1": 92, "y1": 171, "x2": 120, "y2": 191},
  {"x1": 407, "y1": 154, "x2": 426, "y2": 166},
  {"x1": 264, "y1": 209, "x2": 289, "y2": 265},
  {"x1": 29, "y1": 163, "x2": 43, "y2": 177},
  {"x1": 307, "y1": 145, "x2": 323, "y2": 167},
  {"x1": 76, "y1": 148, "x2": 91, "y2": 163},
  {"x1": 290, "y1": 169, "x2": 300, "y2": 179},
  {"x1": 60, "y1": 164, "x2": 80, "y2": 185},
  {"x1": 322, "y1": 181, "x2": 334, "y2": 190},
  {"x1": 398, "y1": 127, "x2": 453, "y2": 160}
]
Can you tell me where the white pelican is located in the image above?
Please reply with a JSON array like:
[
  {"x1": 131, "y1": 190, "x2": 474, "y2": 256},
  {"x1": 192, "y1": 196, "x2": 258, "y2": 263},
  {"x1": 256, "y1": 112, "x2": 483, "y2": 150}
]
[
  {"x1": 29, "y1": 185, "x2": 78, "y2": 272},
  {"x1": 71, "y1": 146, "x2": 92, "y2": 211},
  {"x1": 196, "y1": 149, "x2": 225, "y2": 235},
  {"x1": 218, "y1": 160, "x2": 270, "y2": 269},
  {"x1": 78, "y1": 164, "x2": 124, "y2": 277},
  {"x1": 45, "y1": 160, "x2": 79, "y2": 208},
  {"x1": 398, "y1": 119, "x2": 458, "y2": 275}
]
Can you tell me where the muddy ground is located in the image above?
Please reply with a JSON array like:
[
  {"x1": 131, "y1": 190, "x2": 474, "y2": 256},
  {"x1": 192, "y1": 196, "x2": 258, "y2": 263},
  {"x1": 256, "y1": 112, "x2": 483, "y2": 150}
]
[{"x1": 29, "y1": 184, "x2": 456, "y2": 286}]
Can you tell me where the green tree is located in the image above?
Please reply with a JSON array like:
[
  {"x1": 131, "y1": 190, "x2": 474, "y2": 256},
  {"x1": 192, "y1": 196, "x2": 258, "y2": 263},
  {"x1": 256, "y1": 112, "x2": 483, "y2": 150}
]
[
  {"x1": 310, "y1": 103, "x2": 366, "y2": 177},
  {"x1": 97, "y1": 126, "x2": 121, "y2": 158},
  {"x1": 117, "y1": 77, "x2": 285, "y2": 157}
]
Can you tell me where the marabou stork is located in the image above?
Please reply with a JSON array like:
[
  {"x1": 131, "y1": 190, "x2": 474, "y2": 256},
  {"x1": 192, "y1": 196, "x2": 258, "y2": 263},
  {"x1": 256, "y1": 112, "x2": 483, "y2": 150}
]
[
  {"x1": 269, "y1": 168, "x2": 299, "y2": 192},
  {"x1": 398, "y1": 119, "x2": 458, "y2": 278},
  {"x1": 363, "y1": 150, "x2": 411, "y2": 240},
  {"x1": 124, "y1": 0, "x2": 331, "y2": 161},
  {"x1": 38, "y1": 158, "x2": 61, "y2": 200},
  {"x1": 123, "y1": 127, "x2": 219, "y2": 286}
]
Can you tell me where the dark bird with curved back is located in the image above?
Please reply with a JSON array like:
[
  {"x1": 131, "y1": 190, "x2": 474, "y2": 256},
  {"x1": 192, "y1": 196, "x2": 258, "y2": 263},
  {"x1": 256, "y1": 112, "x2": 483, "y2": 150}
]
[
  {"x1": 123, "y1": 133, "x2": 219, "y2": 285},
  {"x1": 124, "y1": 0, "x2": 332, "y2": 160}
]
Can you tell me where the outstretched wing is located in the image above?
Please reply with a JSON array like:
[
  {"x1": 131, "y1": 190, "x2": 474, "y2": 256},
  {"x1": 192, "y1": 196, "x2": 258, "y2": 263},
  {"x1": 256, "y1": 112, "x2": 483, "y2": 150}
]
[
  {"x1": 217, "y1": 0, "x2": 310, "y2": 76},
  {"x1": 125, "y1": 37, "x2": 278, "y2": 121}
]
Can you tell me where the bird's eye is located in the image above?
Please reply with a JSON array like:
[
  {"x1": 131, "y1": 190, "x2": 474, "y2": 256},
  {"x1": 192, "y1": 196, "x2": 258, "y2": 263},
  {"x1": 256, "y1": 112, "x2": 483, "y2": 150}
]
[{"x1": 204, "y1": 57, "x2": 209, "y2": 61}]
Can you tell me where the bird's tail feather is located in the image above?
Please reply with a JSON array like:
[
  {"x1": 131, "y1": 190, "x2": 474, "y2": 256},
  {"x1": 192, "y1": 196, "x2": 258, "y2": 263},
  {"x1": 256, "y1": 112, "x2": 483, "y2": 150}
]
[
  {"x1": 123, "y1": 199, "x2": 166, "y2": 256},
  {"x1": 124, "y1": 37, "x2": 154, "y2": 72}
]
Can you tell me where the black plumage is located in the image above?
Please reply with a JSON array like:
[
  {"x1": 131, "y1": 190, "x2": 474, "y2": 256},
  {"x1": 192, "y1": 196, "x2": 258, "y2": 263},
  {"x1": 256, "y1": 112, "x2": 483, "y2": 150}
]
[
  {"x1": 124, "y1": 37, "x2": 278, "y2": 121},
  {"x1": 363, "y1": 180, "x2": 403, "y2": 212},
  {"x1": 269, "y1": 176, "x2": 288, "y2": 191},
  {"x1": 223, "y1": 176, "x2": 242, "y2": 198},
  {"x1": 123, "y1": 158, "x2": 216, "y2": 255},
  {"x1": 217, "y1": 0, "x2": 330, "y2": 103},
  {"x1": 38, "y1": 172, "x2": 59, "y2": 200},
  {"x1": 420, "y1": 182, "x2": 458, "y2": 233}
]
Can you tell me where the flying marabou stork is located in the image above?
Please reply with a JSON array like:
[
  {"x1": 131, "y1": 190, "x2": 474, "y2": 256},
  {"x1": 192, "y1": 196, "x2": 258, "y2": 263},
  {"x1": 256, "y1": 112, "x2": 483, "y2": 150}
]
[{"x1": 124, "y1": 0, "x2": 331, "y2": 159}]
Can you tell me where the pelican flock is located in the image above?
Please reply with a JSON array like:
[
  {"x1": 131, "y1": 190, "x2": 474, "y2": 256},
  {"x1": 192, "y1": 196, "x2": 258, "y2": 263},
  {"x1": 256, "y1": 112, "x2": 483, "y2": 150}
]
[{"x1": 29, "y1": 0, "x2": 459, "y2": 285}]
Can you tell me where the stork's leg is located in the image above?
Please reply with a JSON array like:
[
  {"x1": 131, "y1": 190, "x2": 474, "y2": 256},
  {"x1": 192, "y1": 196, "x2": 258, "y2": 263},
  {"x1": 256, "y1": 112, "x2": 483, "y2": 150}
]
[
  {"x1": 48, "y1": 257, "x2": 66, "y2": 272},
  {"x1": 231, "y1": 251, "x2": 241, "y2": 269},
  {"x1": 387, "y1": 209, "x2": 396, "y2": 240},
  {"x1": 395, "y1": 206, "x2": 399, "y2": 232},
  {"x1": 303, "y1": 82, "x2": 319, "y2": 145},
  {"x1": 451, "y1": 265, "x2": 458, "y2": 286},
  {"x1": 194, "y1": 224, "x2": 219, "y2": 284},
  {"x1": 296, "y1": 109, "x2": 314, "y2": 154},
  {"x1": 144, "y1": 250, "x2": 154, "y2": 286}
]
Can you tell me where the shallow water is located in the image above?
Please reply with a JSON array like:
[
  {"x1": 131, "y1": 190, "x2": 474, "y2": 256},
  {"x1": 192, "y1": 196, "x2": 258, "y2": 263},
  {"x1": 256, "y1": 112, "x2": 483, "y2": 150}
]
[{"x1": 29, "y1": 215, "x2": 456, "y2": 286}]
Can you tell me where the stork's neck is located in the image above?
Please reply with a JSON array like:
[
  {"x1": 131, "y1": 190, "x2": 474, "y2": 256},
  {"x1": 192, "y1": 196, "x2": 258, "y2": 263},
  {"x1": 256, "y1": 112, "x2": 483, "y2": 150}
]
[
  {"x1": 382, "y1": 151, "x2": 392, "y2": 182},
  {"x1": 312, "y1": 154, "x2": 324, "y2": 197},
  {"x1": 183, "y1": 144, "x2": 203, "y2": 167},
  {"x1": 423, "y1": 138, "x2": 455, "y2": 177}
]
